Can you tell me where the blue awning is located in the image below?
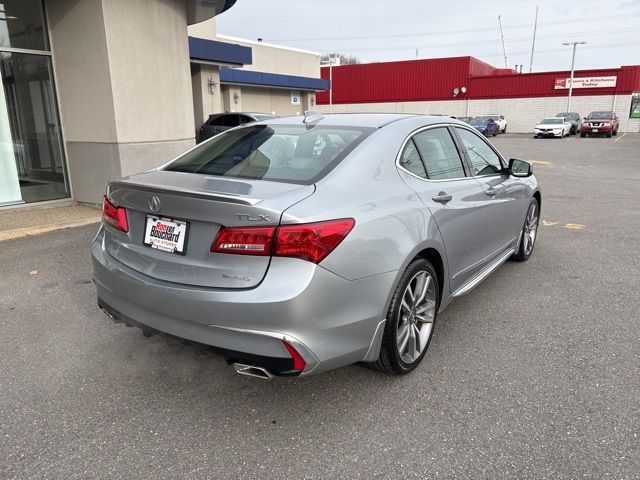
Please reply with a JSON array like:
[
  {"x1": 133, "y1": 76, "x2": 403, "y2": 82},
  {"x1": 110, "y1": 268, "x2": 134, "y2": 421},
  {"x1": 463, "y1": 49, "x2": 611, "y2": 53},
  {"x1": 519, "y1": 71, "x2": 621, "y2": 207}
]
[
  {"x1": 219, "y1": 69, "x2": 330, "y2": 91},
  {"x1": 189, "y1": 36, "x2": 252, "y2": 66}
]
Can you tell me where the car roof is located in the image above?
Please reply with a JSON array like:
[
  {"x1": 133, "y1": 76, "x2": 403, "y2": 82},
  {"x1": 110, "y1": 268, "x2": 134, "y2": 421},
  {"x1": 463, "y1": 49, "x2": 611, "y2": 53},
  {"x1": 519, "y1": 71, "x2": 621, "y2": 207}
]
[{"x1": 259, "y1": 113, "x2": 450, "y2": 128}]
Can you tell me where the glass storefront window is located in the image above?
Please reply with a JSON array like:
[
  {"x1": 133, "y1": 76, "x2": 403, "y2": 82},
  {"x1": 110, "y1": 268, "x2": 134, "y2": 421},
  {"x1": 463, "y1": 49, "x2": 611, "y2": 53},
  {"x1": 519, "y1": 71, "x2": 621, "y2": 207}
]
[
  {"x1": 0, "y1": 0, "x2": 49, "y2": 51},
  {"x1": 1, "y1": 51, "x2": 68, "y2": 204},
  {"x1": 0, "y1": 0, "x2": 69, "y2": 206}
]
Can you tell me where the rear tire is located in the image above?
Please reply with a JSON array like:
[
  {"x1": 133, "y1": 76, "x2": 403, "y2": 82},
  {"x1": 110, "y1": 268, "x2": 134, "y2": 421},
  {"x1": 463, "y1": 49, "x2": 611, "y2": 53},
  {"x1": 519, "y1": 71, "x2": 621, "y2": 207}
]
[
  {"x1": 502, "y1": 126, "x2": 507, "y2": 133},
  {"x1": 369, "y1": 258, "x2": 439, "y2": 375},
  {"x1": 511, "y1": 198, "x2": 539, "y2": 262},
  {"x1": 613, "y1": 128, "x2": 618, "y2": 136}
]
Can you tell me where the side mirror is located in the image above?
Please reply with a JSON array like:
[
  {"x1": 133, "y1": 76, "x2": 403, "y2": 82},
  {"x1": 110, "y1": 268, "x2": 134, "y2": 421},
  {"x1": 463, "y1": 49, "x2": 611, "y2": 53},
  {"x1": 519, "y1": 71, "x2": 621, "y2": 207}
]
[{"x1": 509, "y1": 158, "x2": 533, "y2": 178}]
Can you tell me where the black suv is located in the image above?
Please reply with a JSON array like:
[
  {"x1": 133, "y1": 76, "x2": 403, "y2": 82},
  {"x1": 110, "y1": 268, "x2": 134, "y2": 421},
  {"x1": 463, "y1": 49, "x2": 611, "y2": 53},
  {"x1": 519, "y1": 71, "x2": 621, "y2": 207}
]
[
  {"x1": 555, "y1": 112, "x2": 581, "y2": 135},
  {"x1": 197, "y1": 112, "x2": 277, "y2": 143}
]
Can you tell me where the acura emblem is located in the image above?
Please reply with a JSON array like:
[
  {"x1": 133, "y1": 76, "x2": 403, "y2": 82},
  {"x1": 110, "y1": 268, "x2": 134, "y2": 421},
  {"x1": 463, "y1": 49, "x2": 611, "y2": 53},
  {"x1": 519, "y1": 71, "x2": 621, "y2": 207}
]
[{"x1": 148, "y1": 195, "x2": 161, "y2": 213}]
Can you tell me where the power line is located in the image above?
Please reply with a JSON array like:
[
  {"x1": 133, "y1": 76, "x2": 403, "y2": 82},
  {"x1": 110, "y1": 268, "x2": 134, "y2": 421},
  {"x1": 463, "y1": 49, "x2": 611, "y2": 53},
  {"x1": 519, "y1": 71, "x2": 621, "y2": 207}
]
[
  {"x1": 268, "y1": 13, "x2": 640, "y2": 43},
  {"x1": 325, "y1": 27, "x2": 640, "y2": 53}
]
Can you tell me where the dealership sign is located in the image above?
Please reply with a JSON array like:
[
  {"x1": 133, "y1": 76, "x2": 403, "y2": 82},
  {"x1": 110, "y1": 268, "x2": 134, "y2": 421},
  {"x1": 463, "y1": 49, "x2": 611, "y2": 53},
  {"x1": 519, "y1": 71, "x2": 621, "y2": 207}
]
[{"x1": 554, "y1": 76, "x2": 617, "y2": 89}]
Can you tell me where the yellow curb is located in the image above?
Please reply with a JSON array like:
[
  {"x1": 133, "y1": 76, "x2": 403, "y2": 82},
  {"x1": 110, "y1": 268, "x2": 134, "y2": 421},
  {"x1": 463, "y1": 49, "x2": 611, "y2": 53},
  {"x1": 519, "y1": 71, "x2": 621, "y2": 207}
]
[{"x1": 0, "y1": 218, "x2": 100, "y2": 242}]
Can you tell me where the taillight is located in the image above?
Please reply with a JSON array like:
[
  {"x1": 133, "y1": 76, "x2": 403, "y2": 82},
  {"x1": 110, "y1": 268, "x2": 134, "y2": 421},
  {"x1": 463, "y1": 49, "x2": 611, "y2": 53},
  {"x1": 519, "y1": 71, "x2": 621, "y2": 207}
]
[
  {"x1": 211, "y1": 226, "x2": 275, "y2": 255},
  {"x1": 282, "y1": 340, "x2": 306, "y2": 372},
  {"x1": 102, "y1": 196, "x2": 128, "y2": 233},
  {"x1": 210, "y1": 218, "x2": 355, "y2": 264},
  {"x1": 274, "y1": 219, "x2": 355, "y2": 264}
]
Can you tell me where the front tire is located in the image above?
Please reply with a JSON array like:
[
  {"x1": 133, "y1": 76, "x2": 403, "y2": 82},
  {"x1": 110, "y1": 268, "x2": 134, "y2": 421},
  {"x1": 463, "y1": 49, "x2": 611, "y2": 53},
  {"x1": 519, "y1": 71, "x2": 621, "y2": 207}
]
[
  {"x1": 370, "y1": 258, "x2": 439, "y2": 375},
  {"x1": 580, "y1": 133, "x2": 586, "y2": 138},
  {"x1": 511, "y1": 198, "x2": 539, "y2": 262}
]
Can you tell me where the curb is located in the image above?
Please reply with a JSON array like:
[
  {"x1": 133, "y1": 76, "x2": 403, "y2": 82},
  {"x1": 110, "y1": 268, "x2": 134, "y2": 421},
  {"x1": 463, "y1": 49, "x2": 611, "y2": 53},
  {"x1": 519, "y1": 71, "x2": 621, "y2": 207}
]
[{"x1": 0, "y1": 218, "x2": 101, "y2": 242}]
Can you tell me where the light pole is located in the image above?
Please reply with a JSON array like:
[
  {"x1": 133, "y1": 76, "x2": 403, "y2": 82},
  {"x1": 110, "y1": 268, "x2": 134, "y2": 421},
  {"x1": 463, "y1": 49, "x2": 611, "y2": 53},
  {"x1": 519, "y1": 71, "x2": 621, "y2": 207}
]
[
  {"x1": 329, "y1": 53, "x2": 333, "y2": 114},
  {"x1": 562, "y1": 41, "x2": 586, "y2": 112},
  {"x1": 321, "y1": 54, "x2": 335, "y2": 113}
]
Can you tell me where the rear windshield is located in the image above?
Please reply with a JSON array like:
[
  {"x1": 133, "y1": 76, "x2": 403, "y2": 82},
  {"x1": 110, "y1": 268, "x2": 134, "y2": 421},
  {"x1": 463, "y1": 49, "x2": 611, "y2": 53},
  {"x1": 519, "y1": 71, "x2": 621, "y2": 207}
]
[
  {"x1": 470, "y1": 118, "x2": 488, "y2": 125},
  {"x1": 165, "y1": 124, "x2": 374, "y2": 184}
]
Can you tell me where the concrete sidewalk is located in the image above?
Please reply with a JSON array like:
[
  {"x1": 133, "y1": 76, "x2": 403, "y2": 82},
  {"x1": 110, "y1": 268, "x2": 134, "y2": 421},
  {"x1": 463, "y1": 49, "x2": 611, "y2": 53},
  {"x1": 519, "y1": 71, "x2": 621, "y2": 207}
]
[{"x1": 0, "y1": 202, "x2": 101, "y2": 242}]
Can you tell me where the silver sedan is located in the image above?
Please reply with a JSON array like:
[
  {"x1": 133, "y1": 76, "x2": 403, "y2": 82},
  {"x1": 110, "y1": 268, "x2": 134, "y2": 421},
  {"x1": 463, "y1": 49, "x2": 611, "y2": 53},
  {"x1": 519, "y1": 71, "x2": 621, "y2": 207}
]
[{"x1": 92, "y1": 113, "x2": 540, "y2": 378}]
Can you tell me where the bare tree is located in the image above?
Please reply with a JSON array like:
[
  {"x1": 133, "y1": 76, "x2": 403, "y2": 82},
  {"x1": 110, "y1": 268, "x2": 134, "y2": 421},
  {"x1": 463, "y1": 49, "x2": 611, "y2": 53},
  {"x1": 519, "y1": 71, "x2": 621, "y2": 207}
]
[{"x1": 321, "y1": 53, "x2": 361, "y2": 65}]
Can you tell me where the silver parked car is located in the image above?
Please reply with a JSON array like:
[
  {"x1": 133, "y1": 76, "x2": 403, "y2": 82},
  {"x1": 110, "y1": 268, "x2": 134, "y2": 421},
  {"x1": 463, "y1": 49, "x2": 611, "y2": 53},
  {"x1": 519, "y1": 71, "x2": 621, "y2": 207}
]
[{"x1": 92, "y1": 113, "x2": 540, "y2": 378}]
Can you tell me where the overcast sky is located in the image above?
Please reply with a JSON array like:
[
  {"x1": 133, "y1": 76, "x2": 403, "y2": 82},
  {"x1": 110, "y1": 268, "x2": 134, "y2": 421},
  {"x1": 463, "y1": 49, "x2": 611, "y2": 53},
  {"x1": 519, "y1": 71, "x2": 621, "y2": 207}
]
[{"x1": 216, "y1": 0, "x2": 640, "y2": 72}]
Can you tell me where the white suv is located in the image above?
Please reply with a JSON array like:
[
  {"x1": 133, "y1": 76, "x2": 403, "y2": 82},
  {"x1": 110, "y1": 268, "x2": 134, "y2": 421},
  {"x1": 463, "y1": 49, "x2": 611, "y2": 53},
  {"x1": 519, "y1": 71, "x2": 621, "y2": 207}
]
[{"x1": 486, "y1": 114, "x2": 507, "y2": 133}]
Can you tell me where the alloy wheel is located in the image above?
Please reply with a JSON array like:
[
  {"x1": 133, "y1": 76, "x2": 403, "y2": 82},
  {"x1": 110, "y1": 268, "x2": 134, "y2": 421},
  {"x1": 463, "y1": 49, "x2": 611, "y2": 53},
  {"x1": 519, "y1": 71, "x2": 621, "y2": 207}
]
[
  {"x1": 396, "y1": 270, "x2": 436, "y2": 364},
  {"x1": 523, "y1": 202, "x2": 539, "y2": 255}
]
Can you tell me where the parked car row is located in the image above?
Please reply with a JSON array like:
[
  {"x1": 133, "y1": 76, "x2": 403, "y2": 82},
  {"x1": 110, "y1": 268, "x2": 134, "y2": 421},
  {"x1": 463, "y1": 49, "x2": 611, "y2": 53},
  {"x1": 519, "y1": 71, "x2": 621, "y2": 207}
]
[
  {"x1": 458, "y1": 115, "x2": 507, "y2": 137},
  {"x1": 533, "y1": 111, "x2": 620, "y2": 138}
]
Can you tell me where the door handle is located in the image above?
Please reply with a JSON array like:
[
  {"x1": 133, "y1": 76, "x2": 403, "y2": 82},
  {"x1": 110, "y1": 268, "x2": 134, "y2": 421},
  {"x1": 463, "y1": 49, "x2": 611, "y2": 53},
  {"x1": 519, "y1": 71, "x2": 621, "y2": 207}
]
[
  {"x1": 484, "y1": 188, "x2": 498, "y2": 197},
  {"x1": 432, "y1": 192, "x2": 452, "y2": 204}
]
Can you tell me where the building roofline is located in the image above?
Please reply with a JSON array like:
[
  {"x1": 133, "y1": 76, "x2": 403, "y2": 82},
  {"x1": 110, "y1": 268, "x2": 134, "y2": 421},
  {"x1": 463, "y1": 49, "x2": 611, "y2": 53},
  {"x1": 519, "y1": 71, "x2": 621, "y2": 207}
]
[{"x1": 215, "y1": 34, "x2": 321, "y2": 56}]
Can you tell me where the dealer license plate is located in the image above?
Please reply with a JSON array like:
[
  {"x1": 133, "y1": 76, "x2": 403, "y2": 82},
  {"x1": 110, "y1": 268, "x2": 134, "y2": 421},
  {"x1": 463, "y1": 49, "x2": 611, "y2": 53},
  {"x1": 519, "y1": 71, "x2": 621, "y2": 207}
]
[
  {"x1": 143, "y1": 215, "x2": 189, "y2": 255},
  {"x1": 592, "y1": 128, "x2": 599, "y2": 133}
]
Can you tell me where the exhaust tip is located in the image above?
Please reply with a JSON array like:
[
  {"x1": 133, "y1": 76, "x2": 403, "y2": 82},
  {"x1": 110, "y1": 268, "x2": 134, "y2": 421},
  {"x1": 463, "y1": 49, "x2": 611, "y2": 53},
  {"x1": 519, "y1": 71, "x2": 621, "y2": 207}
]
[{"x1": 233, "y1": 363, "x2": 274, "y2": 380}]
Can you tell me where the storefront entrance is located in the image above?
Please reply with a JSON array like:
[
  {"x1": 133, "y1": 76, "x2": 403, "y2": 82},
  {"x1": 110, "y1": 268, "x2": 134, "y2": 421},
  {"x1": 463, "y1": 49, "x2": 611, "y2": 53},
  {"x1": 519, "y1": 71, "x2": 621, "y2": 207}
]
[{"x1": 1, "y1": 0, "x2": 68, "y2": 206}]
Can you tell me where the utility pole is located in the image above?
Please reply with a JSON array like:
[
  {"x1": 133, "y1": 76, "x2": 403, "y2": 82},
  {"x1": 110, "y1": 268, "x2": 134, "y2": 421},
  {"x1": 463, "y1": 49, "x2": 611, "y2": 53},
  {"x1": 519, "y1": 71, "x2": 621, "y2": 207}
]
[
  {"x1": 528, "y1": 5, "x2": 539, "y2": 73},
  {"x1": 498, "y1": 15, "x2": 509, "y2": 69},
  {"x1": 562, "y1": 41, "x2": 586, "y2": 112}
]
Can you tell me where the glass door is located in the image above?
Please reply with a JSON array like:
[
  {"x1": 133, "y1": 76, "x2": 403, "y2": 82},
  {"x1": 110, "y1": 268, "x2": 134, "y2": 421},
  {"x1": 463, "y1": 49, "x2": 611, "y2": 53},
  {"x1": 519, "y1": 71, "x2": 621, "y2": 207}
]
[
  {"x1": 1, "y1": 51, "x2": 69, "y2": 204},
  {"x1": 1, "y1": 0, "x2": 69, "y2": 206}
]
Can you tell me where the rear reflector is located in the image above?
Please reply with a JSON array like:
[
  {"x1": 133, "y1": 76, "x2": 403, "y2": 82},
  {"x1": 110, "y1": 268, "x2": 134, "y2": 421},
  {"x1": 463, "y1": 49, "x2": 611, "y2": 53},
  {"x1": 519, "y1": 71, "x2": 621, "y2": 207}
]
[
  {"x1": 211, "y1": 226, "x2": 275, "y2": 256},
  {"x1": 102, "y1": 196, "x2": 129, "y2": 233},
  {"x1": 210, "y1": 218, "x2": 355, "y2": 264},
  {"x1": 282, "y1": 340, "x2": 306, "y2": 372}
]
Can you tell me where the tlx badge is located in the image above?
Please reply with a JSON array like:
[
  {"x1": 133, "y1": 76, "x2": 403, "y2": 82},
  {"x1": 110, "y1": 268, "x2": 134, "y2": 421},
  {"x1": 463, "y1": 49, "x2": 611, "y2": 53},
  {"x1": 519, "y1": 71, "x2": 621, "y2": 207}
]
[{"x1": 236, "y1": 214, "x2": 270, "y2": 222}]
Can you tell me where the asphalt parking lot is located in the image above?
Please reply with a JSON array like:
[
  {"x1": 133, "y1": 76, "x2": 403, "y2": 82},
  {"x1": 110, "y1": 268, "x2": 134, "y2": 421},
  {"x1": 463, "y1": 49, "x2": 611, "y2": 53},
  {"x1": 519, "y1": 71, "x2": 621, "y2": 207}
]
[{"x1": 1, "y1": 133, "x2": 639, "y2": 480}]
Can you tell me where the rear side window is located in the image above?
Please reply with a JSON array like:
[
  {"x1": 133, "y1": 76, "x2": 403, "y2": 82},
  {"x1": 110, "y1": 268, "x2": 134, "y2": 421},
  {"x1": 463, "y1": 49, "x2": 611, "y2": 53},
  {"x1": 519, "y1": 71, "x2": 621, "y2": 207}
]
[
  {"x1": 165, "y1": 125, "x2": 373, "y2": 184},
  {"x1": 399, "y1": 139, "x2": 427, "y2": 178},
  {"x1": 412, "y1": 128, "x2": 466, "y2": 180}
]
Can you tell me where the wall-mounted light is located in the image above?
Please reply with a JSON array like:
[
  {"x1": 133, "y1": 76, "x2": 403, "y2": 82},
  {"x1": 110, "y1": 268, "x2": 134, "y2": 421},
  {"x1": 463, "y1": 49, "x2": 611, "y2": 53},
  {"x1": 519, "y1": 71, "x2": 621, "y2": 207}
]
[
  {"x1": 233, "y1": 91, "x2": 240, "y2": 104},
  {"x1": 207, "y1": 77, "x2": 216, "y2": 95},
  {"x1": 453, "y1": 86, "x2": 468, "y2": 97}
]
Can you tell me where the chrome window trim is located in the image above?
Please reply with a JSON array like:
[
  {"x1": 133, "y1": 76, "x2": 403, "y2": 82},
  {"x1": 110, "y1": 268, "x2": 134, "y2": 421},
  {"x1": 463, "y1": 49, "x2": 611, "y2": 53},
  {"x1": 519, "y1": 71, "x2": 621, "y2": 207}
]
[
  {"x1": 0, "y1": 47, "x2": 52, "y2": 55},
  {"x1": 395, "y1": 123, "x2": 473, "y2": 183}
]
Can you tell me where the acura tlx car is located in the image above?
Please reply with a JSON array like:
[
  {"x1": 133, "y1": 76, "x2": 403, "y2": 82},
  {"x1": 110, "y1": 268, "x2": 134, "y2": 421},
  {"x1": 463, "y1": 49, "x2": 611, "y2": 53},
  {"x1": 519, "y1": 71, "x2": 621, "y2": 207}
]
[{"x1": 92, "y1": 113, "x2": 540, "y2": 378}]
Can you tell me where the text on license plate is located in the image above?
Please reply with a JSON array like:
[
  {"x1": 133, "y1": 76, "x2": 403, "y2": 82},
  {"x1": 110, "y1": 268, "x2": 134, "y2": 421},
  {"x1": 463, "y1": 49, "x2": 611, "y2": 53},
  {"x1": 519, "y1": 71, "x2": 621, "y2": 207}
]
[
  {"x1": 592, "y1": 128, "x2": 599, "y2": 132},
  {"x1": 143, "y1": 216, "x2": 188, "y2": 254}
]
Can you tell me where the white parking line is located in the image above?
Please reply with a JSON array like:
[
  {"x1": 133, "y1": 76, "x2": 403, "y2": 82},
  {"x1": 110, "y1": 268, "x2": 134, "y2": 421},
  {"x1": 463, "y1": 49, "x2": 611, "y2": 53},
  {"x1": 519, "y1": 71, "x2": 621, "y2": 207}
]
[{"x1": 614, "y1": 133, "x2": 627, "y2": 142}]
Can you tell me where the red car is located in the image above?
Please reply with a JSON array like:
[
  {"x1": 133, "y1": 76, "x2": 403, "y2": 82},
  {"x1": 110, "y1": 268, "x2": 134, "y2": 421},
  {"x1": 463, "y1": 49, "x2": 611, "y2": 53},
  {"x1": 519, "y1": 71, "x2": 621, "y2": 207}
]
[{"x1": 580, "y1": 111, "x2": 619, "y2": 138}]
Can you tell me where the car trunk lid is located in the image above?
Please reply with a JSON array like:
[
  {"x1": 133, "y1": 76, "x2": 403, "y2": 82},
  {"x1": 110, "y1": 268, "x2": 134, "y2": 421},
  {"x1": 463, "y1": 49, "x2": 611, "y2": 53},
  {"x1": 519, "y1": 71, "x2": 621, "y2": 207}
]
[{"x1": 104, "y1": 170, "x2": 314, "y2": 288}]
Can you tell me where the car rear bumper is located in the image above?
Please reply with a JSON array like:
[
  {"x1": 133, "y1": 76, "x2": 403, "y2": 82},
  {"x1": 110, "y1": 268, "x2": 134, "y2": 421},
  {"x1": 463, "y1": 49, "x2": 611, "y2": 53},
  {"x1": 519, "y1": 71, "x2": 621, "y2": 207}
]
[{"x1": 91, "y1": 228, "x2": 395, "y2": 376}]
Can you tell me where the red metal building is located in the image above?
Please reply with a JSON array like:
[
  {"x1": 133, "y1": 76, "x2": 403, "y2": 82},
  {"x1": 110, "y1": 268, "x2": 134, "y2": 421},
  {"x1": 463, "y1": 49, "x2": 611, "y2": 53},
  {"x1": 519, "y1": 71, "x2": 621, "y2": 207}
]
[
  {"x1": 316, "y1": 56, "x2": 640, "y2": 132},
  {"x1": 317, "y1": 56, "x2": 640, "y2": 104}
]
